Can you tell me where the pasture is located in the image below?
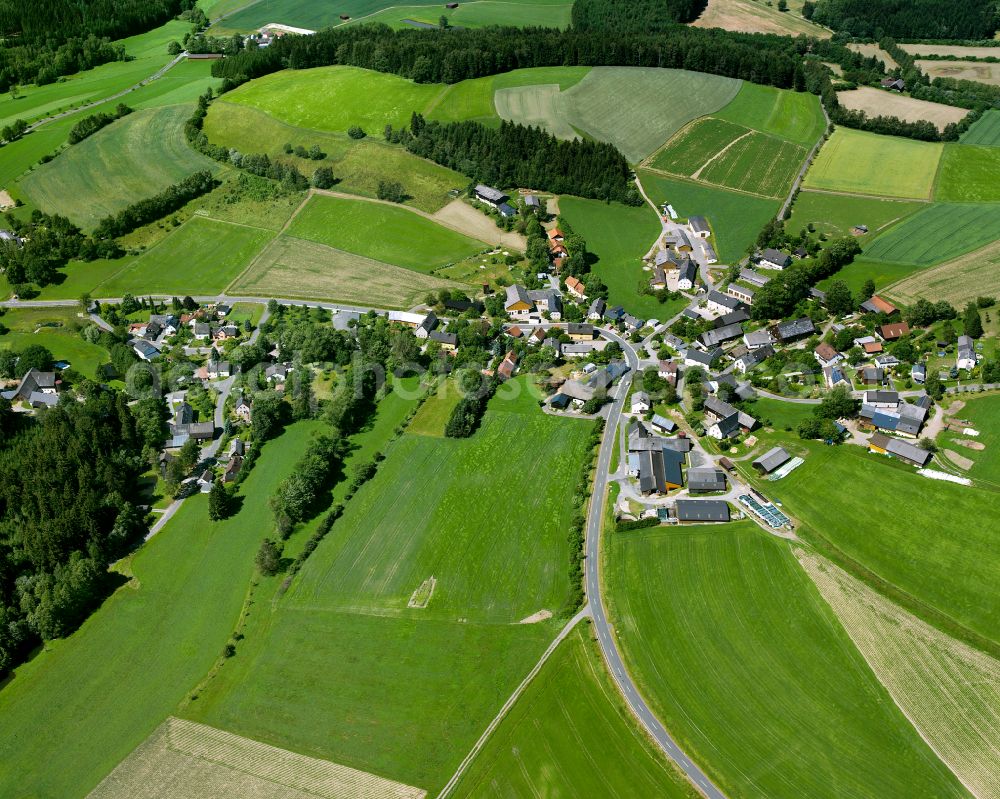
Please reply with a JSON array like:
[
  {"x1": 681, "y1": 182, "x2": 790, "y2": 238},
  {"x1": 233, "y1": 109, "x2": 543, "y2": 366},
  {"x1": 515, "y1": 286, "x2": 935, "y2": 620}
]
[
  {"x1": 451, "y1": 627, "x2": 693, "y2": 799},
  {"x1": 347, "y1": 0, "x2": 575, "y2": 30},
  {"x1": 495, "y1": 84, "x2": 577, "y2": 140},
  {"x1": 230, "y1": 235, "x2": 455, "y2": 308},
  {"x1": 638, "y1": 170, "x2": 781, "y2": 263},
  {"x1": 773, "y1": 444, "x2": 1000, "y2": 648},
  {"x1": 18, "y1": 104, "x2": 219, "y2": 230},
  {"x1": 94, "y1": 216, "x2": 275, "y2": 296},
  {"x1": 804, "y1": 128, "x2": 943, "y2": 199},
  {"x1": 212, "y1": 0, "x2": 438, "y2": 32},
  {"x1": 918, "y1": 60, "x2": 1000, "y2": 87},
  {"x1": 817, "y1": 258, "x2": 920, "y2": 295},
  {"x1": 863, "y1": 203, "x2": 1000, "y2": 266},
  {"x1": 557, "y1": 68, "x2": 742, "y2": 163},
  {"x1": 713, "y1": 81, "x2": 828, "y2": 146},
  {"x1": 0, "y1": 422, "x2": 326, "y2": 798},
  {"x1": 691, "y1": 0, "x2": 830, "y2": 37},
  {"x1": 285, "y1": 194, "x2": 485, "y2": 272},
  {"x1": 696, "y1": 131, "x2": 806, "y2": 198},
  {"x1": 0, "y1": 306, "x2": 108, "y2": 379},
  {"x1": 801, "y1": 552, "x2": 1000, "y2": 799},
  {"x1": 836, "y1": 88, "x2": 967, "y2": 132},
  {"x1": 934, "y1": 144, "x2": 1000, "y2": 202},
  {"x1": 960, "y1": 109, "x2": 1000, "y2": 146},
  {"x1": 787, "y1": 190, "x2": 923, "y2": 242},
  {"x1": 606, "y1": 523, "x2": 966, "y2": 799},
  {"x1": 557, "y1": 196, "x2": 680, "y2": 320},
  {"x1": 406, "y1": 379, "x2": 463, "y2": 437},
  {"x1": 35, "y1": 258, "x2": 135, "y2": 301}
]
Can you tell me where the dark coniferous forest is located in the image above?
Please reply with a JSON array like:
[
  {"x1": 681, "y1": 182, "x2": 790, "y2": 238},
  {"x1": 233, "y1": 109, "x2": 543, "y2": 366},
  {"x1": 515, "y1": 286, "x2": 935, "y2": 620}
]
[{"x1": 809, "y1": 0, "x2": 998, "y2": 39}]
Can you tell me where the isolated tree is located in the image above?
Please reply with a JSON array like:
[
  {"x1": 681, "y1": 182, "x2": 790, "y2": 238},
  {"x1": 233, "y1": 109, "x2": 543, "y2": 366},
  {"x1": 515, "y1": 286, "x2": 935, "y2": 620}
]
[
  {"x1": 859, "y1": 278, "x2": 876, "y2": 301},
  {"x1": 255, "y1": 538, "x2": 281, "y2": 576},
  {"x1": 167, "y1": 41, "x2": 182, "y2": 55},
  {"x1": 964, "y1": 302, "x2": 984, "y2": 339},
  {"x1": 311, "y1": 167, "x2": 335, "y2": 189},
  {"x1": 208, "y1": 481, "x2": 230, "y2": 521},
  {"x1": 816, "y1": 385, "x2": 858, "y2": 420}
]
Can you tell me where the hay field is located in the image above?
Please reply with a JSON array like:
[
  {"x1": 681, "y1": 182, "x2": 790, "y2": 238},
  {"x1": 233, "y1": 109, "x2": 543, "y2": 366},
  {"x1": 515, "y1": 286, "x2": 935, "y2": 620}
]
[
  {"x1": 345, "y1": 0, "x2": 575, "y2": 30},
  {"x1": 863, "y1": 203, "x2": 1000, "y2": 266},
  {"x1": 494, "y1": 84, "x2": 578, "y2": 139},
  {"x1": 901, "y1": 44, "x2": 1000, "y2": 59},
  {"x1": 886, "y1": 237, "x2": 1000, "y2": 307},
  {"x1": 18, "y1": 104, "x2": 219, "y2": 230},
  {"x1": 961, "y1": 110, "x2": 1000, "y2": 146},
  {"x1": 787, "y1": 190, "x2": 923, "y2": 242},
  {"x1": 918, "y1": 60, "x2": 1000, "y2": 86},
  {"x1": 713, "y1": 81, "x2": 827, "y2": 146},
  {"x1": 692, "y1": 0, "x2": 830, "y2": 37},
  {"x1": 432, "y1": 200, "x2": 526, "y2": 249},
  {"x1": 800, "y1": 552, "x2": 1000, "y2": 799},
  {"x1": 804, "y1": 128, "x2": 943, "y2": 199},
  {"x1": 230, "y1": 236, "x2": 455, "y2": 308},
  {"x1": 934, "y1": 143, "x2": 1000, "y2": 202},
  {"x1": 697, "y1": 131, "x2": 807, "y2": 198},
  {"x1": 606, "y1": 523, "x2": 967, "y2": 799},
  {"x1": 836, "y1": 87, "x2": 968, "y2": 131},
  {"x1": 847, "y1": 43, "x2": 899, "y2": 68},
  {"x1": 648, "y1": 117, "x2": 750, "y2": 174},
  {"x1": 88, "y1": 718, "x2": 426, "y2": 799}
]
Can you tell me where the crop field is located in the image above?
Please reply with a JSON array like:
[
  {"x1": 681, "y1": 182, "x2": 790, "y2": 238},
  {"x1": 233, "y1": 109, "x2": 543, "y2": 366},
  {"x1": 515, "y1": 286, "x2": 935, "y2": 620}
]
[
  {"x1": 557, "y1": 68, "x2": 742, "y2": 163},
  {"x1": 804, "y1": 128, "x2": 943, "y2": 199},
  {"x1": 18, "y1": 104, "x2": 219, "y2": 230},
  {"x1": 918, "y1": 60, "x2": 1000, "y2": 87},
  {"x1": 558, "y1": 196, "x2": 682, "y2": 320},
  {"x1": 0, "y1": 306, "x2": 108, "y2": 379},
  {"x1": 787, "y1": 190, "x2": 923, "y2": 242},
  {"x1": 934, "y1": 144, "x2": 1000, "y2": 202},
  {"x1": 431, "y1": 200, "x2": 526, "y2": 250},
  {"x1": 863, "y1": 202, "x2": 1000, "y2": 266},
  {"x1": 691, "y1": 0, "x2": 830, "y2": 38},
  {"x1": 451, "y1": 627, "x2": 694, "y2": 799},
  {"x1": 606, "y1": 523, "x2": 966, "y2": 799},
  {"x1": 286, "y1": 194, "x2": 485, "y2": 272},
  {"x1": 494, "y1": 84, "x2": 578, "y2": 140},
  {"x1": 900, "y1": 44, "x2": 1000, "y2": 59},
  {"x1": 344, "y1": 0, "x2": 575, "y2": 30},
  {"x1": 638, "y1": 170, "x2": 781, "y2": 263},
  {"x1": 182, "y1": 392, "x2": 592, "y2": 791},
  {"x1": 94, "y1": 217, "x2": 275, "y2": 296},
  {"x1": 774, "y1": 444, "x2": 1000, "y2": 648},
  {"x1": 846, "y1": 43, "x2": 899, "y2": 68},
  {"x1": 0, "y1": 422, "x2": 325, "y2": 798},
  {"x1": 800, "y1": 552, "x2": 1000, "y2": 799},
  {"x1": 714, "y1": 82, "x2": 827, "y2": 146},
  {"x1": 837, "y1": 88, "x2": 968, "y2": 132},
  {"x1": 230, "y1": 235, "x2": 455, "y2": 308},
  {"x1": 648, "y1": 118, "x2": 750, "y2": 175},
  {"x1": 961, "y1": 110, "x2": 1000, "y2": 146},
  {"x1": 817, "y1": 258, "x2": 921, "y2": 295},
  {"x1": 696, "y1": 131, "x2": 806, "y2": 198},
  {"x1": 89, "y1": 717, "x2": 427, "y2": 799}
]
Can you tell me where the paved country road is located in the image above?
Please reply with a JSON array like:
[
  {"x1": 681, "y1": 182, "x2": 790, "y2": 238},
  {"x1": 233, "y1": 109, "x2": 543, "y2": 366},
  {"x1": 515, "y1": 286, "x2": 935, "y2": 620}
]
[{"x1": 587, "y1": 327, "x2": 726, "y2": 799}]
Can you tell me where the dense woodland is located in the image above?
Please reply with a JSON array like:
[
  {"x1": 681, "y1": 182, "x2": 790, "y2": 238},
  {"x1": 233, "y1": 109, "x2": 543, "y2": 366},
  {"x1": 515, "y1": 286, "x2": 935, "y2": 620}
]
[
  {"x1": 0, "y1": 0, "x2": 194, "y2": 89},
  {"x1": 808, "y1": 0, "x2": 998, "y2": 40},
  {"x1": 572, "y1": 0, "x2": 709, "y2": 31},
  {"x1": 0, "y1": 392, "x2": 149, "y2": 675}
]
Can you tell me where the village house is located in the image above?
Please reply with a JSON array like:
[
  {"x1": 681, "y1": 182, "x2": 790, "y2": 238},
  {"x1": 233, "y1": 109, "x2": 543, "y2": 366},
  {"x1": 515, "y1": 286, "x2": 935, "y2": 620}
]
[
  {"x1": 429, "y1": 330, "x2": 458, "y2": 351},
  {"x1": 658, "y1": 360, "x2": 678, "y2": 384},
  {"x1": 265, "y1": 363, "x2": 291, "y2": 382},
  {"x1": 858, "y1": 366, "x2": 885, "y2": 385},
  {"x1": 868, "y1": 432, "x2": 931, "y2": 467},
  {"x1": 474, "y1": 184, "x2": 509, "y2": 210},
  {"x1": 587, "y1": 298, "x2": 606, "y2": 320},
  {"x1": 651, "y1": 414, "x2": 676, "y2": 434},
  {"x1": 877, "y1": 322, "x2": 909, "y2": 341},
  {"x1": 567, "y1": 322, "x2": 594, "y2": 341},
  {"x1": 699, "y1": 323, "x2": 744, "y2": 349},
  {"x1": 743, "y1": 329, "x2": 776, "y2": 351},
  {"x1": 684, "y1": 348, "x2": 720, "y2": 369},
  {"x1": 207, "y1": 359, "x2": 232, "y2": 379},
  {"x1": 631, "y1": 391, "x2": 651, "y2": 414},
  {"x1": 565, "y1": 275, "x2": 587, "y2": 299},
  {"x1": 234, "y1": 394, "x2": 252, "y2": 422},
  {"x1": 824, "y1": 364, "x2": 851, "y2": 388},
  {"x1": 497, "y1": 351, "x2": 518, "y2": 380},
  {"x1": 529, "y1": 289, "x2": 562, "y2": 320},
  {"x1": 911, "y1": 362, "x2": 926, "y2": 383},
  {"x1": 775, "y1": 317, "x2": 816, "y2": 343},
  {"x1": 706, "y1": 291, "x2": 742, "y2": 315},
  {"x1": 860, "y1": 295, "x2": 899, "y2": 316},
  {"x1": 881, "y1": 77, "x2": 906, "y2": 92},
  {"x1": 504, "y1": 284, "x2": 533, "y2": 321},
  {"x1": 687, "y1": 467, "x2": 727, "y2": 493},
  {"x1": 192, "y1": 322, "x2": 211, "y2": 340},
  {"x1": 813, "y1": 342, "x2": 841, "y2": 369},
  {"x1": 734, "y1": 346, "x2": 772, "y2": 373},
  {"x1": 1, "y1": 368, "x2": 59, "y2": 408},
  {"x1": 133, "y1": 340, "x2": 160, "y2": 361},
  {"x1": 649, "y1": 266, "x2": 667, "y2": 291},
  {"x1": 957, "y1": 335, "x2": 977, "y2": 370},
  {"x1": 740, "y1": 268, "x2": 770, "y2": 287},
  {"x1": 727, "y1": 284, "x2": 754, "y2": 306},
  {"x1": 687, "y1": 216, "x2": 710, "y2": 238},
  {"x1": 757, "y1": 248, "x2": 792, "y2": 270},
  {"x1": 415, "y1": 312, "x2": 438, "y2": 339},
  {"x1": 677, "y1": 259, "x2": 698, "y2": 290}
]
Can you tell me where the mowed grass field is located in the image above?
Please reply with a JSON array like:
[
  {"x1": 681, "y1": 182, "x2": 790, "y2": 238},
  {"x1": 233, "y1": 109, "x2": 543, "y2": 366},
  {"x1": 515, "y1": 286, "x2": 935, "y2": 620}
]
[
  {"x1": 638, "y1": 170, "x2": 781, "y2": 263},
  {"x1": 934, "y1": 143, "x2": 1000, "y2": 202},
  {"x1": 787, "y1": 190, "x2": 924, "y2": 241},
  {"x1": 713, "y1": 81, "x2": 827, "y2": 146},
  {"x1": 863, "y1": 202, "x2": 1000, "y2": 266},
  {"x1": 696, "y1": 131, "x2": 806, "y2": 198},
  {"x1": 606, "y1": 523, "x2": 968, "y2": 799},
  {"x1": 939, "y1": 394, "x2": 1000, "y2": 488},
  {"x1": 691, "y1": 0, "x2": 830, "y2": 38},
  {"x1": 0, "y1": 422, "x2": 326, "y2": 798},
  {"x1": 558, "y1": 196, "x2": 684, "y2": 320},
  {"x1": 406, "y1": 378, "x2": 464, "y2": 436},
  {"x1": 286, "y1": 194, "x2": 485, "y2": 272},
  {"x1": 230, "y1": 235, "x2": 456, "y2": 308},
  {"x1": 18, "y1": 104, "x2": 219, "y2": 230},
  {"x1": 885, "y1": 238, "x2": 1000, "y2": 307},
  {"x1": 94, "y1": 216, "x2": 275, "y2": 296},
  {"x1": 345, "y1": 0, "x2": 575, "y2": 30},
  {"x1": 773, "y1": 444, "x2": 1000, "y2": 648},
  {"x1": 451, "y1": 626, "x2": 695, "y2": 799},
  {"x1": 961, "y1": 109, "x2": 1000, "y2": 146},
  {"x1": 805, "y1": 128, "x2": 943, "y2": 199},
  {"x1": 182, "y1": 387, "x2": 595, "y2": 791},
  {"x1": 495, "y1": 84, "x2": 578, "y2": 140}
]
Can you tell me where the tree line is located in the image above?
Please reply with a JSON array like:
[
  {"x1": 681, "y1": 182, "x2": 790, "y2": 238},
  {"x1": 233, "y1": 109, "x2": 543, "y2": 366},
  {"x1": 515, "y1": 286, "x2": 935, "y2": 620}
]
[
  {"x1": 93, "y1": 170, "x2": 217, "y2": 239},
  {"x1": 68, "y1": 103, "x2": 132, "y2": 145},
  {"x1": 0, "y1": 390, "x2": 149, "y2": 675},
  {"x1": 572, "y1": 0, "x2": 709, "y2": 31},
  {"x1": 806, "y1": 0, "x2": 998, "y2": 40}
]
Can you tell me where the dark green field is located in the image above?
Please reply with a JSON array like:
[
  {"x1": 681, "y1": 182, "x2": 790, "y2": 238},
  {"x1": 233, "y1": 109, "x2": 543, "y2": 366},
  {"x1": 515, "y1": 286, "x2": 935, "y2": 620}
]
[{"x1": 863, "y1": 202, "x2": 1000, "y2": 266}]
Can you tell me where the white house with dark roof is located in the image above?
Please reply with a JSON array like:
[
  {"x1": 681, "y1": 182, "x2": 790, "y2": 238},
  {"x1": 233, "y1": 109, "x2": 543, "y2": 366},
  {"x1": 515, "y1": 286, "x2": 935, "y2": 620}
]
[
  {"x1": 758, "y1": 248, "x2": 792, "y2": 270},
  {"x1": 473, "y1": 184, "x2": 508, "y2": 209},
  {"x1": 957, "y1": 335, "x2": 977, "y2": 370},
  {"x1": 706, "y1": 291, "x2": 741, "y2": 315},
  {"x1": 688, "y1": 216, "x2": 710, "y2": 238}
]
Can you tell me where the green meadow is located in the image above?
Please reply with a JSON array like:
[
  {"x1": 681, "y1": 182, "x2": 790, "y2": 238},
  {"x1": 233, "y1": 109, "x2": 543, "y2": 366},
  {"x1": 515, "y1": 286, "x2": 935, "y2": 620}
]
[
  {"x1": 19, "y1": 104, "x2": 219, "y2": 230},
  {"x1": 452, "y1": 626, "x2": 695, "y2": 799},
  {"x1": 959, "y1": 109, "x2": 1000, "y2": 147},
  {"x1": 346, "y1": 0, "x2": 575, "y2": 30},
  {"x1": 214, "y1": 0, "x2": 442, "y2": 32},
  {"x1": 648, "y1": 117, "x2": 749, "y2": 175},
  {"x1": 934, "y1": 143, "x2": 1000, "y2": 202},
  {"x1": 938, "y1": 393, "x2": 1000, "y2": 488},
  {"x1": 286, "y1": 194, "x2": 485, "y2": 272},
  {"x1": 817, "y1": 258, "x2": 921, "y2": 295},
  {"x1": 787, "y1": 190, "x2": 923, "y2": 241},
  {"x1": 862, "y1": 202, "x2": 1000, "y2": 266},
  {"x1": 558, "y1": 196, "x2": 684, "y2": 320},
  {"x1": 607, "y1": 523, "x2": 969, "y2": 799},
  {"x1": 0, "y1": 306, "x2": 109, "y2": 378},
  {"x1": 697, "y1": 131, "x2": 806, "y2": 198},
  {"x1": 0, "y1": 422, "x2": 326, "y2": 798},
  {"x1": 713, "y1": 81, "x2": 827, "y2": 146}
]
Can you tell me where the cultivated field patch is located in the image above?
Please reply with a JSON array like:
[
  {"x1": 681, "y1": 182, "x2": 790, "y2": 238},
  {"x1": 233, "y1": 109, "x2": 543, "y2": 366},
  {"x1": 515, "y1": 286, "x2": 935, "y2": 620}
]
[
  {"x1": 804, "y1": 128, "x2": 943, "y2": 199},
  {"x1": 286, "y1": 194, "x2": 486, "y2": 272},
  {"x1": 886, "y1": 238, "x2": 1000, "y2": 314},
  {"x1": 836, "y1": 87, "x2": 968, "y2": 132},
  {"x1": 96, "y1": 216, "x2": 275, "y2": 296},
  {"x1": 900, "y1": 44, "x2": 1000, "y2": 59},
  {"x1": 800, "y1": 552, "x2": 1000, "y2": 799},
  {"x1": 495, "y1": 84, "x2": 578, "y2": 140},
  {"x1": 230, "y1": 235, "x2": 455, "y2": 308},
  {"x1": 647, "y1": 117, "x2": 750, "y2": 175},
  {"x1": 88, "y1": 717, "x2": 427, "y2": 799},
  {"x1": 697, "y1": 131, "x2": 806, "y2": 198},
  {"x1": 351, "y1": 0, "x2": 575, "y2": 30},
  {"x1": 863, "y1": 202, "x2": 1000, "y2": 266},
  {"x1": 713, "y1": 81, "x2": 828, "y2": 146},
  {"x1": 934, "y1": 144, "x2": 1000, "y2": 202},
  {"x1": 917, "y1": 60, "x2": 1000, "y2": 87},
  {"x1": 19, "y1": 104, "x2": 219, "y2": 230},
  {"x1": 847, "y1": 42, "x2": 899, "y2": 68},
  {"x1": 961, "y1": 110, "x2": 1000, "y2": 147},
  {"x1": 939, "y1": 394, "x2": 1000, "y2": 488},
  {"x1": 606, "y1": 523, "x2": 967, "y2": 799},
  {"x1": 692, "y1": 0, "x2": 829, "y2": 37},
  {"x1": 432, "y1": 199, "x2": 527, "y2": 250},
  {"x1": 451, "y1": 627, "x2": 693, "y2": 798}
]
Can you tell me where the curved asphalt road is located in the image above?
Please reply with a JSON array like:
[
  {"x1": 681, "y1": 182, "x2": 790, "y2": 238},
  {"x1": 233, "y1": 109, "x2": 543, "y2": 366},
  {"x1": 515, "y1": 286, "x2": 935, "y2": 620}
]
[{"x1": 588, "y1": 327, "x2": 726, "y2": 799}]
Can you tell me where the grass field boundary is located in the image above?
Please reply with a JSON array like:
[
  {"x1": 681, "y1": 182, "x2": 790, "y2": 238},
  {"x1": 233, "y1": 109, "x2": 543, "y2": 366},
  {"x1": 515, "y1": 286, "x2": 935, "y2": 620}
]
[
  {"x1": 224, "y1": 191, "x2": 313, "y2": 292},
  {"x1": 436, "y1": 608, "x2": 590, "y2": 799},
  {"x1": 797, "y1": 186, "x2": 932, "y2": 203},
  {"x1": 639, "y1": 164, "x2": 778, "y2": 201}
]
